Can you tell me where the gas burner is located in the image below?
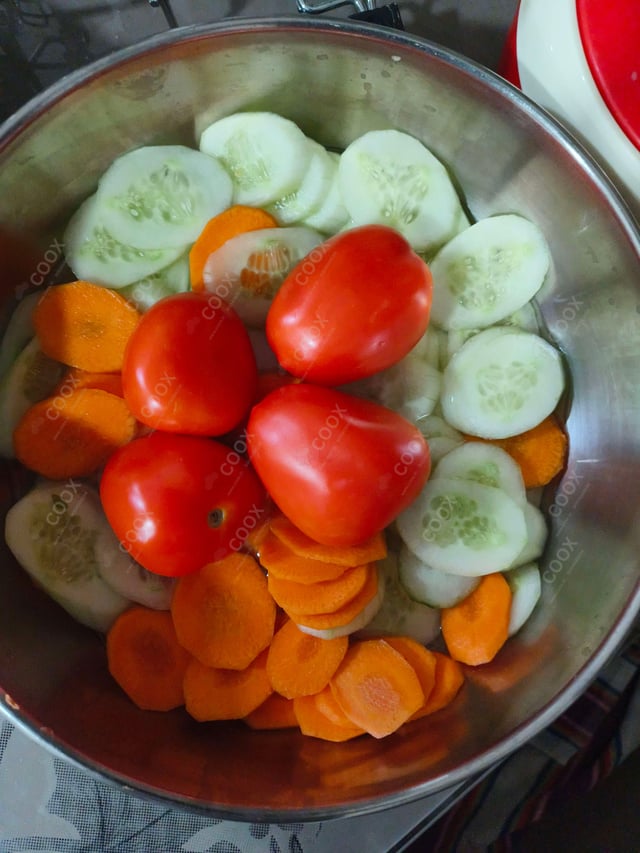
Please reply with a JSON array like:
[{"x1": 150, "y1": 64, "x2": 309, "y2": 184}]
[{"x1": 0, "y1": 0, "x2": 179, "y2": 121}]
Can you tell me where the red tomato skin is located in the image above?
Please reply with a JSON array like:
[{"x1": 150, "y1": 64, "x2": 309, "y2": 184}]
[
  {"x1": 247, "y1": 383, "x2": 431, "y2": 546},
  {"x1": 122, "y1": 292, "x2": 257, "y2": 436},
  {"x1": 266, "y1": 225, "x2": 433, "y2": 386},
  {"x1": 100, "y1": 432, "x2": 267, "y2": 576}
]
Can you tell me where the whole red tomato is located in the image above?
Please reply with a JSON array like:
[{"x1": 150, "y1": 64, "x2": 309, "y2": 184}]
[
  {"x1": 122, "y1": 292, "x2": 257, "y2": 435},
  {"x1": 100, "y1": 432, "x2": 267, "y2": 576},
  {"x1": 266, "y1": 224, "x2": 432, "y2": 386},
  {"x1": 247, "y1": 383, "x2": 431, "y2": 546}
]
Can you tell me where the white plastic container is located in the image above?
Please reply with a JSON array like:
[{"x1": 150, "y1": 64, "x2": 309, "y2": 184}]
[{"x1": 500, "y1": 0, "x2": 639, "y2": 216}]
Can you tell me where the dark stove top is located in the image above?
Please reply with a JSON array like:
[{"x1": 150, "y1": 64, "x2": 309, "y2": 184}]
[{"x1": 0, "y1": 0, "x2": 514, "y2": 124}]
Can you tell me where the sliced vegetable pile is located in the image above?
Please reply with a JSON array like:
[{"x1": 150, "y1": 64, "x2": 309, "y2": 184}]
[{"x1": 0, "y1": 111, "x2": 568, "y2": 741}]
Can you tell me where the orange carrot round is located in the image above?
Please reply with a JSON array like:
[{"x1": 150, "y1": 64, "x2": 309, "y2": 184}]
[
  {"x1": 171, "y1": 553, "x2": 276, "y2": 670},
  {"x1": 293, "y1": 691, "x2": 365, "y2": 742},
  {"x1": 441, "y1": 572, "x2": 512, "y2": 666},
  {"x1": 421, "y1": 651, "x2": 465, "y2": 715},
  {"x1": 183, "y1": 648, "x2": 273, "y2": 721},
  {"x1": 244, "y1": 692, "x2": 299, "y2": 730},
  {"x1": 106, "y1": 606, "x2": 190, "y2": 712},
  {"x1": 313, "y1": 683, "x2": 360, "y2": 728},
  {"x1": 464, "y1": 415, "x2": 568, "y2": 488},
  {"x1": 54, "y1": 367, "x2": 124, "y2": 398},
  {"x1": 13, "y1": 387, "x2": 136, "y2": 478},
  {"x1": 330, "y1": 638, "x2": 425, "y2": 738},
  {"x1": 243, "y1": 513, "x2": 273, "y2": 555},
  {"x1": 266, "y1": 619, "x2": 348, "y2": 698},
  {"x1": 189, "y1": 205, "x2": 278, "y2": 291},
  {"x1": 33, "y1": 281, "x2": 140, "y2": 373},
  {"x1": 383, "y1": 636, "x2": 437, "y2": 721},
  {"x1": 268, "y1": 563, "x2": 370, "y2": 616},
  {"x1": 270, "y1": 515, "x2": 387, "y2": 567},
  {"x1": 292, "y1": 564, "x2": 379, "y2": 631},
  {"x1": 259, "y1": 531, "x2": 347, "y2": 584}
]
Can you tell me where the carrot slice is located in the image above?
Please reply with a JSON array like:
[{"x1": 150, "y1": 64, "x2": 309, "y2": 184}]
[
  {"x1": 292, "y1": 564, "x2": 379, "y2": 631},
  {"x1": 189, "y1": 205, "x2": 278, "y2": 291},
  {"x1": 171, "y1": 553, "x2": 276, "y2": 670},
  {"x1": 183, "y1": 648, "x2": 273, "y2": 721},
  {"x1": 106, "y1": 607, "x2": 190, "y2": 712},
  {"x1": 33, "y1": 281, "x2": 140, "y2": 373},
  {"x1": 13, "y1": 388, "x2": 136, "y2": 478},
  {"x1": 330, "y1": 638, "x2": 425, "y2": 738},
  {"x1": 384, "y1": 636, "x2": 437, "y2": 721},
  {"x1": 421, "y1": 651, "x2": 465, "y2": 714},
  {"x1": 268, "y1": 563, "x2": 370, "y2": 616},
  {"x1": 244, "y1": 692, "x2": 299, "y2": 730},
  {"x1": 464, "y1": 415, "x2": 568, "y2": 489},
  {"x1": 243, "y1": 514, "x2": 273, "y2": 555},
  {"x1": 270, "y1": 515, "x2": 387, "y2": 567},
  {"x1": 259, "y1": 531, "x2": 347, "y2": 584},
  {"x1": 313, "y1": 683, "x2": 360, "y2": 727},
  {"x1": 294, "y1": 692, "x2": 365, "y2": 742},
  {"x1": 266, "y1": 619, "x2": 348, "y2": 698},
  {"x1": 54, "y1": 367, "x2": 124, "y2": 397},
  {"x1": 441, "y1": 573, "x2": 512, "y2": 666}
]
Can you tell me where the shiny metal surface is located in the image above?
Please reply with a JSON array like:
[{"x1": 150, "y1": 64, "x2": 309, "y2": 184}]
[
  {"x1": 297, "y1": 0, "x2": 377, "y2": 14},
  {"x1": 0, "y1": 17, "x2": 639, "y2": 821}
]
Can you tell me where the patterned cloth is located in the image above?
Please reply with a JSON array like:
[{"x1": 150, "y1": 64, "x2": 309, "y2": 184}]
[
  {"x1": 419, "y1": 625, "x2": 640, "y2": 850},
  {"x1": 2, "y1": 625, "x2": 640, "y2": 851}
]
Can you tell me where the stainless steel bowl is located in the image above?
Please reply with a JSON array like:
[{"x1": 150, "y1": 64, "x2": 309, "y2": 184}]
[{"x1": 1, "y1": 17, "x2": 640, "y2": 821}]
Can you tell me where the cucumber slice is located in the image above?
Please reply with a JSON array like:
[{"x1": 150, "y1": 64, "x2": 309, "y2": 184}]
[
  {"x1": 303, "y1": 152, "x2": 350, "y2": 234},
  {"x1": 429, "y1": 214, "x2": 550, "y2": 330},
  {"x1": 337, "y1": 129, "x2": 464, "y2": 252},
  {"x1": 95, "y1": 145, "x2": 233, "y2": 249},
  {"x1": 398, "y1": 544, "x2": 479, "y2": 609},
  {"x1": 4, "y1": 482, "x2": 131, "y2": 631},
  {"x1": 427, "y1": 436, "x2": 465, "y2": 465},
  {"x1": 503, "y1": 301, "x2": 541, "y2": 334},
  {"x1": 295, "y1": 566, "x2": 385, "y2": 639},
  {"x1": 412, "y1": 325, "x2": 446, "y2": 371},
  {"x1": 358, "y1": 553, "x2": 440, "y2": 645},
  {"x1": 199, "y1": 112, "x2": 311, "y2": 207},
  {"x1": 201, "y1": 226, "x2": 323, "y2": 327},
  {"x1": 433, "y1": 441, "x2": 527, "y2": 507},
  {"x1": 443, "y1": 303, "x2": 541, "y2": 365},
  {"x1": 119, "y1": 252, "x2": 190, "y2": 311},
  {"x1": 99, "y1": 555, "x2": 175, "y2": 611},
  {"x1": 509, "y1": 502, "x2": 548, "y2": 568},
  {"x1": 268, "y1": 141, "x2": 336, "y2": 226},
  {"x1": 65, "y1": 195, "x2": 188, "y2": 288},
  {"x1": 416, "y1": 414, "x2": 463, "y2": 442},
  {"x1": 415, "y1": 415, "x2": 464, "y2": 465},
  {"x1": 0, "y1": 292, "x2": 40, "y2": 380},
  {"x1": 506, "y1": 562, "x2": 541, "y2": 636},
  {"x1": 396, "y1": 476, "x2": 528, "y2": 576},
  {"x1": 445, "y1": 327, "x2": 478, "y2": 363},
  {"x1": 365, "y1": 357, "x2": 442, "y2": 423},
  {"x1": 0, "y1": 337, "x2": 66, "y2": 458},
  {"x1": 441, "y1": 326, "x2": 565, "y2": 438}
]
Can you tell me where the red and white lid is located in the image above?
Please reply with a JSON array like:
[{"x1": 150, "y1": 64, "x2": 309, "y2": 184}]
[
  {"x1": 577, "y1": 0, "x2": 640, "y2": 151},
  {"x1": 500, "y1": 0, "x2": 639, "y2": 211}
]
